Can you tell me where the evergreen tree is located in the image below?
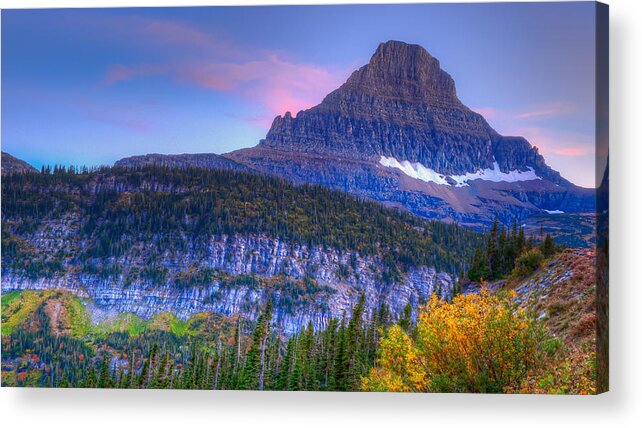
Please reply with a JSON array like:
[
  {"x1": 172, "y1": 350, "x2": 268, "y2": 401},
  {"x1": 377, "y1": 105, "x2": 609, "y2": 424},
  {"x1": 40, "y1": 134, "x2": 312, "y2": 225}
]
[
  {"x1": 58, "y1": 370, "x2": 69, "y2": 388},
  {"x1": 98, "y1": 355, "x2": 112, "y2": 388},
  {"x1": 301, "y1": 322, "x2": 317, "y2": 390},
  {"x1": 468, "y1": 247, "x2": 489, "y2": 282},
  {"x1": 277, "y1": 337, "x2": 294, "y2": 390},
  {"x1": 239, "y1": 300, "x2": 273, "y2": 390},
  {"x1": 517, "y1": 226, "x2": 526, "y2": 255},
  {"x1": 398, "y1": 302, "x2": 413, "y2": 333},
  {"x1": 330, "y1": 315, "x2": 347, "y2": 390},
  {"x1": 154, "y1": 351, "x2": 170, "y2": 389},
  {"x1": 83, "y1": 366, "x2": 97, "y2": 388},
  {"x1": 288, "y1": 335, "x2": 304, "y2": 391},
  {"x1": 487, "y1": 218, "x2": 500, "y2": 279},
  {"x1": 541, "y1": 234, "x2": 555, "y2": 258}
]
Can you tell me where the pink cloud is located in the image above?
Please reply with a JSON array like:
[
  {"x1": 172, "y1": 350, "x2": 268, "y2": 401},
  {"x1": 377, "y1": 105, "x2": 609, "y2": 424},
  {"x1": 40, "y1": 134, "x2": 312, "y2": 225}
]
[
  {"x1": 514, "y1": 101, "x2": 575, "y2": 120},
  {"x1": 182, "y1": 55, "x2": 347, "y2": 122},
  {"x1": 99, "y1": 17, "x2": 352, "y2": 127},
  {"x1": 470, "y1": 103, "x2": 595, "y2": 187},
  {"x1": 104, "y1": 43, "x2": 349, "y2": 126},
  {"x1": 507, "y1": 126, "x2": 595, "y2": 187},
  {"x1": 552, "y1": 147, "x2": 590, "y2": 157},
  {"x1": 507, "y1": 126, "x2": 592, "y2": 155},
  {"x1": 142, "y1": 20, "x2": 211, "y2": 47}
]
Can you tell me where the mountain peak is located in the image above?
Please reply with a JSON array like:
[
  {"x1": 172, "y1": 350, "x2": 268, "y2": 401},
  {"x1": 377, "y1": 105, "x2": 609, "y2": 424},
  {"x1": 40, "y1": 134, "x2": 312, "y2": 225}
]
[
  {"x1": 258, "y1": 41, "x2": 567, "y2": 185},
  {"x1": 371, "y1": 40, "x2": 434, "y2": 65},
  {"x1": 338, "y1": 40, "x2": 457, "y2": 103}
]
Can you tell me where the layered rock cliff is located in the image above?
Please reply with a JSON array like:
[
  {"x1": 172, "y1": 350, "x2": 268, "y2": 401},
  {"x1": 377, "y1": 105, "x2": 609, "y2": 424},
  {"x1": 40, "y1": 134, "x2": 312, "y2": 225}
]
[{"x1": 2, "y1": 234, "x2": 452, "y2": 334}]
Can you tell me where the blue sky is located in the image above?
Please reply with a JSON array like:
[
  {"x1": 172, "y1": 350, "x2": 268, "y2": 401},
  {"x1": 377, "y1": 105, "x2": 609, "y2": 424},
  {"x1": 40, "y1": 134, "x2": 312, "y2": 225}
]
[{"x1": 2, "y1": 2, "x2": 597, "y2": 187}]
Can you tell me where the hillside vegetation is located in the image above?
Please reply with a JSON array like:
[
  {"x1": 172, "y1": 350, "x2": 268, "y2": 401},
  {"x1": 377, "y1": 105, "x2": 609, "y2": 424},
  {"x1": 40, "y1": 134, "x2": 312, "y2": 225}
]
[
  {"x1": 2, "y1": 251, "x2": 596, "y2": 393},
  {"x1": 364, "y1": 250, "x2": 597, "y2": 394},
  {"x1": 2, "y1": 166, "x2": 484, "y2": 279}
]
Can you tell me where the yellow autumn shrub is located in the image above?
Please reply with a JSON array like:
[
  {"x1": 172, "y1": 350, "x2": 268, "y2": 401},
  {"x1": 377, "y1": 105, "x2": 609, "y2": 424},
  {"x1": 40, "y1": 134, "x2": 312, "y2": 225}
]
[
  {"x1": 361, "y1": 324, "x2": 427, "y2": 392},
  {"x1": 363, "y1": 289, "x2": 542, "y2": 393}
]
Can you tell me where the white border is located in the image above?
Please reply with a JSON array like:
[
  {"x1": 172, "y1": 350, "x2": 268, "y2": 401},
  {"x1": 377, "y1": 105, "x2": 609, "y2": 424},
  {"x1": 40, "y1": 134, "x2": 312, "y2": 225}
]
[{"x1": 1, "y1": 1, "x2": 640, "y2": 427}]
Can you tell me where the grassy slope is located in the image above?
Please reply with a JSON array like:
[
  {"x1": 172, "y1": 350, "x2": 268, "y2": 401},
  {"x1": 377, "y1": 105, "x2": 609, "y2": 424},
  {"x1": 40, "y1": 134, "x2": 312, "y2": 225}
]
[
  {"x1": 504, "y1": 249, "x2": 597, "y2": 394},
  {"x1": 2, "y1": 290, "x2": 236, "y2": 340},
  {"x1": 509, "y1": 249, "x2": 596, "y2": 345},
  {"x1": 1, "y1": 290, "x2": 91, "y2": 336}
]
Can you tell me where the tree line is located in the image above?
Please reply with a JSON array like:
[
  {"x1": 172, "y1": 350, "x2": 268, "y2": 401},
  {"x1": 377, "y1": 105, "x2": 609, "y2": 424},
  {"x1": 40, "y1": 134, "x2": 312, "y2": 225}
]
[
  {"x1": 3, "y1": 294, "x2": 394, "y2": 391},
  {"x1": 467, "y1": 217, "x2": 559, "y2": 282},
  {"x1": 2, "y1": 165, "x2": 485, "y2": 279}
]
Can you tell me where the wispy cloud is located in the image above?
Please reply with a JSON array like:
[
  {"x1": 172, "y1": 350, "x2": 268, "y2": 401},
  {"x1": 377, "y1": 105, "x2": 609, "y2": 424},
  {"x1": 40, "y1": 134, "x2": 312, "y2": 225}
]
[
  {"x1": 474, "y1": 101, "x2": 575, "y2": 122},
  {"x1": 141, "y1": 20, "x2": 212, "y2": 47},
  {"x1": 502, "y1": 126, "x2": 593, "y2": 158},
  {"x1": 101, "y1": 18, "x2": 350, "y2": 127},
  {"x1": 472, "y1": 103, "x2": 591, "y2": 158},
  {"x1": 552, "y1": 147, "x2": 591, "y2": 157},
  {"x1": 514, "y1": 101, "x2": 575, "y2": 120},
  {"x1": 509, "y1": 126, "x2": 595, "y2": 187},
  {"x1": 186, "y1": 55, "x2": 345, "y2": 115}
]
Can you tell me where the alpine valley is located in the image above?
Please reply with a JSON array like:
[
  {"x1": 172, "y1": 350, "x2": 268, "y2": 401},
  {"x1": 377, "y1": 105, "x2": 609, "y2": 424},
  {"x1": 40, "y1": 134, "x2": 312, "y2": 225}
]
[{"x1": 1, "y1": 41, "x2": 601, "y2": 393}]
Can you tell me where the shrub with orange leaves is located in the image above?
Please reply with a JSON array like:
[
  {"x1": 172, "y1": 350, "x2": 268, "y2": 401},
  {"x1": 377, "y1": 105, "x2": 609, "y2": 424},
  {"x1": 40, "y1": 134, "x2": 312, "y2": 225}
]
[{"x1": 363, "y1": 289, "x2": 542, "y2": 393}]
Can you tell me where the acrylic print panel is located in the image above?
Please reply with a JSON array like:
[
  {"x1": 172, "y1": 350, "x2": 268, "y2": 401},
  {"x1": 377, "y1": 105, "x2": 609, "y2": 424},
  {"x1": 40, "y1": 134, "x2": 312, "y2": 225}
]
[{"x1": 1, "y1": 2, "x2": 608, "y2": 394}]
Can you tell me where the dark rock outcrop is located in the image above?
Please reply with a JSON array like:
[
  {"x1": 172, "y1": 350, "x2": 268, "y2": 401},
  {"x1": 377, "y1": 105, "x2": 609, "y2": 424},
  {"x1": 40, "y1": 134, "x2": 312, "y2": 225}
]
[
  {"x1": 115, "y1": 152, "x2": 251, "y2": 172},
  {"x1": 1, "y1": 152, "x2": 38, "y2": 175}
]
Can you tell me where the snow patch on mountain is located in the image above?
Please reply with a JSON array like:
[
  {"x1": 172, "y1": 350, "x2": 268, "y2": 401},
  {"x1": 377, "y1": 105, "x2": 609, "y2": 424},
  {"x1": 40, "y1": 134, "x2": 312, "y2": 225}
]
[
  {"x1": 379, "y1": 156, "x2": 449, "y2": 185},
  {"x1": 379, "y1": 156, "x2": 541, "y2": 187},
  {"x1": 449, "y1": 161, "x2": 541, "y2": 187}
]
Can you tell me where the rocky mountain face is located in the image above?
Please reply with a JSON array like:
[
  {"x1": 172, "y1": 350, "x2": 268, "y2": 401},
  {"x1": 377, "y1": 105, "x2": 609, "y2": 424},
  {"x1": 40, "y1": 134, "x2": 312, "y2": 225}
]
[
  {"x1": 227, "y1": 41, "x2": 595, "y2": 233},
  {"x1": 226, "y1": 145, "x2": 594, "y2": 235},
  {"x1": 259, "y1": 41, "x2": 561, "y2": 182},
  {"x1": 1, "y1": 151, "x2": 38, "y2": 175}
]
